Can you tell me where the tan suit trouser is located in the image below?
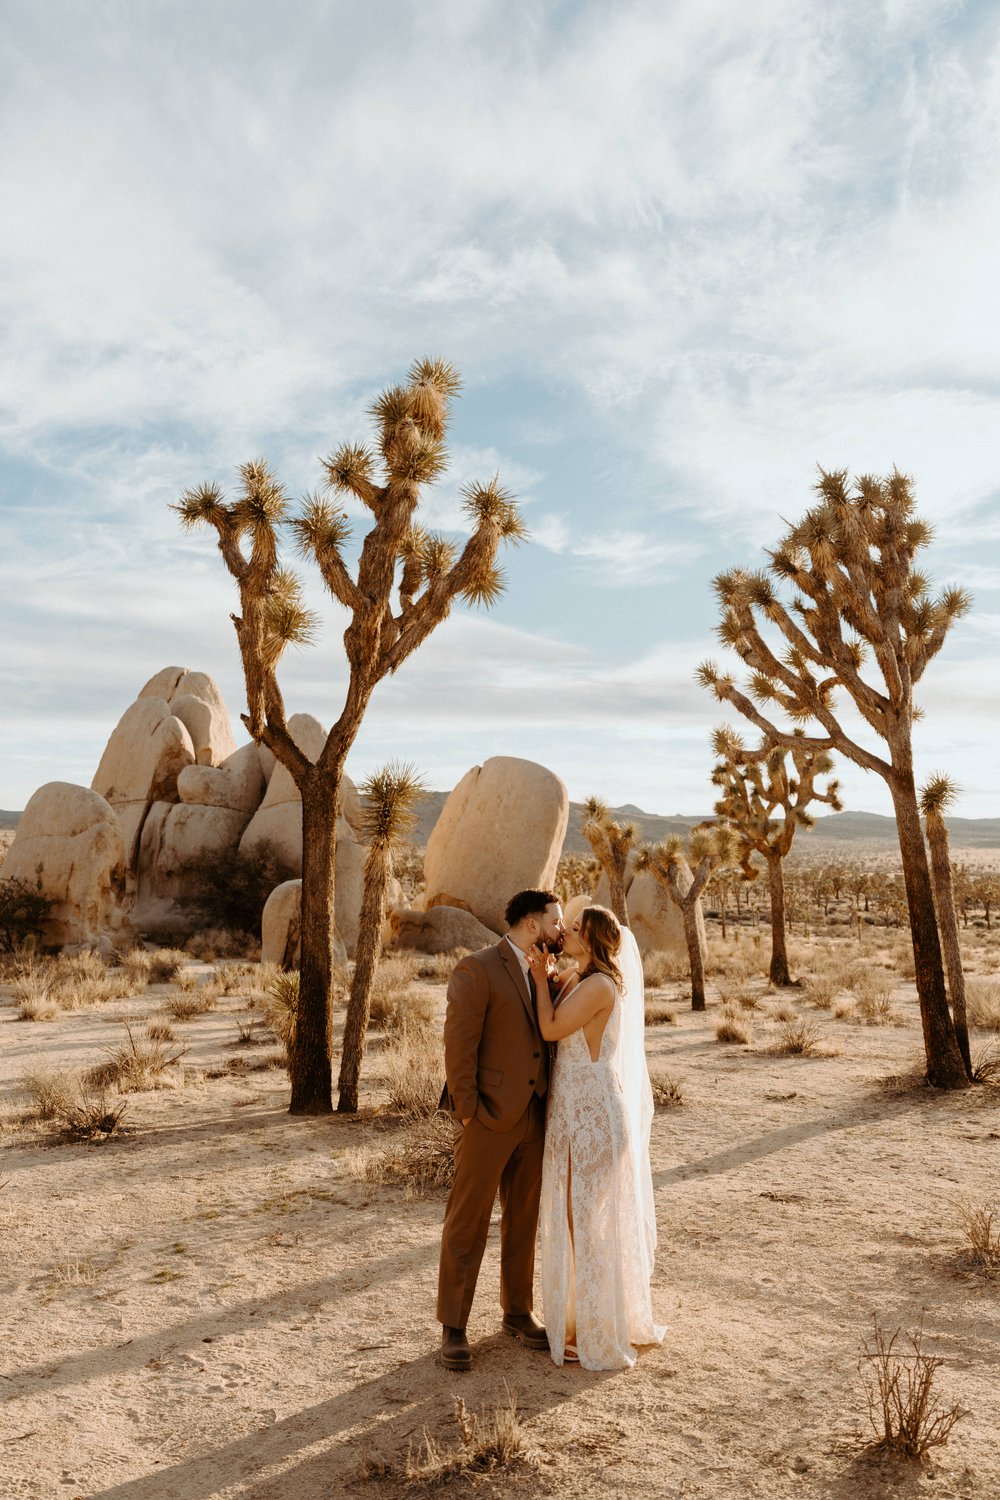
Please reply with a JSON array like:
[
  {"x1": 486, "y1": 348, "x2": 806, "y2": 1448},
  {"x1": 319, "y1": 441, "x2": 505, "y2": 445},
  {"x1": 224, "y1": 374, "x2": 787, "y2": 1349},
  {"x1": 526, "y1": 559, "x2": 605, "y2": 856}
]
[{"x1": 436, "y1": 1095, "x2": 545, "y2": 1330}]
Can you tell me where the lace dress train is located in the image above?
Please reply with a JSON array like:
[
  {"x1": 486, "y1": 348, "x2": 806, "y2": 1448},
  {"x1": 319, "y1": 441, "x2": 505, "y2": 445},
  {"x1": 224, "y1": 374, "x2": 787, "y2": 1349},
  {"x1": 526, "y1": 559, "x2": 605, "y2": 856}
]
[{"x1": 540, "y1": 990, "x2": 666, "y2": 1370}]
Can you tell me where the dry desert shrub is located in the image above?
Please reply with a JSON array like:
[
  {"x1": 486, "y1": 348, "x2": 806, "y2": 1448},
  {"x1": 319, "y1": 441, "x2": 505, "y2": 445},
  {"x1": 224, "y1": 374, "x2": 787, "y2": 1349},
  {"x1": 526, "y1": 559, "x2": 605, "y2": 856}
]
[
  {"x1": 147, "y1": 949, "x2": 188, "y2": 983},
  {"x1": 260, "y1": 970, "x2": 299, "y2": 1056},
  {"x1": 708, "y1": 947, "x2": 757, "y2": 984},
  {"x1": 719, "y1": 984, "x2": 759, "y2": 1012},
  {"x1": 14, "y1": 971, "x2": 59, "y2": 1021},
  {"x1": 770, "y1": 1000, "x2": 800, "y2": 1023},
  {"x1": 649, "y1": 1069, "x2": 684, "y2": 1107},
  {"x1": 773, "y1": 1017, "x2": 821, "y2": 1056},
  {"x1": 956, "y1": 1201, "x2": 1000, "y2": 1277},
  {"x1": 21, "y1": 1068, "x2": 127, "y2": 1139},
  {"x1": 215, "y1": 960, "x2": 261, "y2": 996},
  {"x1": 362, "y1": 1388, "x2": 533, "y2": 1489},
  {"x1": 84, "y1": 1021, "x2": 187, "y2": 1093},
  {"x1": 414, "y1": 952, "x2": 465, "y2": 981},
  {"x1": 643, "y1": 950, "x2": 686, "y2": 987},
  {"x1": 383, "y1": 1026, "x2": 443, "y2": 1115},
  {"x1": 971, "y1": 1041, "x2": 1000, "y2": 1084},
  {"x1": 117, "y1": 948, "x2": 152, "y2": 987},
  {"x1": 858, "y1": 1313, "x2": 969, "y2": 1462},
  {"x1": 833, "y1": 998, "x2": 857, "y2": 1021},
  {"x1": 645, "y1": 998, "x2": 677, "y2": 1026},
  {"x1": 146, "y1": 1020, "x2": 176, "y2": 1042},
  {"x1": 349, "y1": 1110, "x2": 454, "y2": 1195},
  {"x1": 370, "y1": 980, "x2": 438, "y2": 1036},
  {"x1": 966, "y1": 977, "x2": 1000, "y2": 1031},
  {"x1": 715, "y1": 1009, "x2": 753, "y2": 1045},
  {"x1": 185, "y1": 927, "x2": 259, "y2": 961},
  {"x1": 804, "y1": 975, "x2": 840, "y2": 1010},
  {"x1": 164, "y1": 984, "x2": 219, "y2": 1020},
  {"x1": 13, "y1": 956, "x2": 133, "y2": 1016}
]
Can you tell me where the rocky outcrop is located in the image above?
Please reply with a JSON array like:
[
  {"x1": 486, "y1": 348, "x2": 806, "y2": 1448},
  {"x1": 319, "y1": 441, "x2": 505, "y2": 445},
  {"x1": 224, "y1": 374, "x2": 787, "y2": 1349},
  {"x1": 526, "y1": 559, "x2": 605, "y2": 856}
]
[
  {"x1": 387, "y1": 904, "x2": 500, "y2": 955},
  {"x1": 138, "y1": 667, "x2": 237, "y2": 767},
  {"x1": 593, "y1": 866, "x2": 693, "y2": 957},
  {"x1": 260, "y1": 880, "x2": 348, "y2": 969},
  {"x1": 1, "y1": 783, "x2": 127, "y2": 949},
  {"x1": 423, "y1": 757, "x2": 568, "y2": 935},
  {"x1": 91, "y1": 698, "x2": 195, "y2": 869},
  {"x1": 131, "y1": 801, "x2": 248, "y2": 938},
  {"x1": 238, "y1": 714, "x2": 327, "y2": 876}
]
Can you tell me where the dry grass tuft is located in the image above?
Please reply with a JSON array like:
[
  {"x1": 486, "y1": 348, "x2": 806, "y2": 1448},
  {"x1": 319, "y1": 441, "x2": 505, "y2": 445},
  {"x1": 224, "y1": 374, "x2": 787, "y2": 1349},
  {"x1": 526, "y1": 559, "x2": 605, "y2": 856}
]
[
  {"x1": 804, "y1": 976, "x2": 839, "y2": 1010},
  {"x1": 383, "y1": 1026, "x2": 443, "y2": 1116},
  {"x1": 84, "y1": 1021, "x2": 187, "y2": 1093},
  {"x1": 858, "y1": 1313, "x2": 969, "y2": 1462},
  {"x1": 21, "y1": 1068, "x2": 127, "y2": 1139},
  {"x1": 773, "y1": 1017, "x2": 822, "y2": 1056},
  {"x1": 644, "y1": 999, "x2": 677, "y2": 1026},
  {"x1": 649, "y1": 1069, "x2": 684, "y2": 1107},
  {"x1": 956, "y1": 1201, "x2": 1000, "y2": 1277},
  {"x1": 715, "y1": 1009, "x2": 753, "y2": 1045},
  {"x1": 370, "y1": 980, "x2": 438, "y2": 1036},
  {"x1": 117, "y1": 949, "x2": 152, "y2": 987},
  {"x1": 349, "y1": 1110, "x2": 454, "y2": 1195},
  {"x1": 362, "y1": 1386, "x2": 532, "y2": 1488},
  {"x1": 146, "y1": 1020, "x2": 176, "y2": 1042},
  {"x1": 643, "y1": 951, "x2": 686, "y2": 987},
  {"x1": 413, "y1": 952, "x2": 465, "y2": 981},
  {"x1": 719, "y1": 984, "x2": 759, "y2": 1012},
  {"x1": 966, "y1": 977, "x2": 1000, "y2": 1031},
  {"x1": 770, "y1": 1000, "x2": 800, "y2": 1023},
  {"x1": 164, "y1": 986, "x2": 219, "y2": 1020},
  {"x1": 147, "y1": 949, "x2": 189, "y2": 984}
]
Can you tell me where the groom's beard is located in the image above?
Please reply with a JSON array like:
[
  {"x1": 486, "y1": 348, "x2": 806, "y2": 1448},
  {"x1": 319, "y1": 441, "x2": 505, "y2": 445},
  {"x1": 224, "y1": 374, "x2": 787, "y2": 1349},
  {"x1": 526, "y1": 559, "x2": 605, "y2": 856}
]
[{"x1": 547, "y1": 935, "x2": 565, "y2": 956}]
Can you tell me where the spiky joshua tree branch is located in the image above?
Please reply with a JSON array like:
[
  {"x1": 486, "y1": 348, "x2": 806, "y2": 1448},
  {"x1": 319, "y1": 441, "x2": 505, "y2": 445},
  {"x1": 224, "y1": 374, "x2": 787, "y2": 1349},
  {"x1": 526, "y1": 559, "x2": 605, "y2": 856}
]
[
  {"x1": 581, "y1": 797, "x2": 635, "y2": 926},
  {"x1": 636, "y1": 825, "x2": 737, "y2": 1010}
]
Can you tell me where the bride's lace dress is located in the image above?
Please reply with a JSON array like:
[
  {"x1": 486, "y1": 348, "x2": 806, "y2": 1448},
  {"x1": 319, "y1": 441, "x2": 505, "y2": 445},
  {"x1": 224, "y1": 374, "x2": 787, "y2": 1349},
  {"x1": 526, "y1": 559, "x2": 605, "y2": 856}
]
[{"x1": 540, "y1": 983, "x2": 666, "y2": 1369}]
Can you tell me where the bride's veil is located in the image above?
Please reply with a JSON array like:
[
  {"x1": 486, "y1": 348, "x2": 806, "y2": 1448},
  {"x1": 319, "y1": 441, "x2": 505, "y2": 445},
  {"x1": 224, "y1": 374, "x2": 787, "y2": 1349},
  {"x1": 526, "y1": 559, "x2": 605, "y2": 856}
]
[{"x1": 614, "y1": 923, "x2": 657, "y2": 1271}]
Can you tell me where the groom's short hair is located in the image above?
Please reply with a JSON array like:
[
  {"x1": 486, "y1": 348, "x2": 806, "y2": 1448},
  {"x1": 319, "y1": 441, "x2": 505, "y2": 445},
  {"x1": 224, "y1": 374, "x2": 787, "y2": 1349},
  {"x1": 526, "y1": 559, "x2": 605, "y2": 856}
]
[{"x1": 505, "y1": 889, "x2": 558, "y2": 928}]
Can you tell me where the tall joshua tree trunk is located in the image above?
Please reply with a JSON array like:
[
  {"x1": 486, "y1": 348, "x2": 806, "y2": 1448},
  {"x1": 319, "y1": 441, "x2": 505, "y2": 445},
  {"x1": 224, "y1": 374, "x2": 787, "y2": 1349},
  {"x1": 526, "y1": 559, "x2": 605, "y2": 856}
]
[
  {"x1": 888, "y1": 765, "x2": 967, "y2": 1089},
  {"x1": 921, "y1": 773, "x2": 972, "y2": 1079},
  {"x1": 292, "y1": 768, "x2": 341, "y2": 1113},
  {"x1": 765, "y1": 849, "x2": 791, "y2": 987},
  {"x1": 636, "y1": 829, "x2": 733, "y2": 1012},
  {"x1": 338, "y1": 763, "x2": 425, "y2": 1114}
]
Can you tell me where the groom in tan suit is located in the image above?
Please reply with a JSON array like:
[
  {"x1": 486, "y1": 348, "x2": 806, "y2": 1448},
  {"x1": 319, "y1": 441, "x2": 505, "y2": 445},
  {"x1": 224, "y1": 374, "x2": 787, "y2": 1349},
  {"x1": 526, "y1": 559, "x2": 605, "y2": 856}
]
[{"x1": 437, "y1": 888, "x2": 565, "y2": 1371}]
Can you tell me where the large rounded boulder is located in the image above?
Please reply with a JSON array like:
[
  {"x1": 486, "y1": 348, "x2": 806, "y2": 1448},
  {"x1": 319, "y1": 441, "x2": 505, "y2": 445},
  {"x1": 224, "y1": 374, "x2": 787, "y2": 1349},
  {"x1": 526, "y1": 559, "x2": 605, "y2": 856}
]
[
  {"x1": 423, "y1": 757, "x2": 568, "y2": 935},
  {"x1": 1, "y1": 782, "x2": 127, "y2": 948}
]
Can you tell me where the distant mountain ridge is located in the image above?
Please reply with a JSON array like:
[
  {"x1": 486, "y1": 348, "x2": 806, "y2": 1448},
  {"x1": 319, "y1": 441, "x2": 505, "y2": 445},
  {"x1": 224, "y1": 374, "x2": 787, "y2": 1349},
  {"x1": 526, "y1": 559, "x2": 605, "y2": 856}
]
[{"x1": 4, "y1": 802, "x2": 999, "y2": 848}]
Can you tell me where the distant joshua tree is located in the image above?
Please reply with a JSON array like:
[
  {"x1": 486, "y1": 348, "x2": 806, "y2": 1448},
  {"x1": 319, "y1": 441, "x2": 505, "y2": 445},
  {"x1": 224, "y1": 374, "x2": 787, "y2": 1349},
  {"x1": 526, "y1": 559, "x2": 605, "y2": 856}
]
[
  {"x1": 338, "y1": 763, "x2": 426, "y2": 1114},
  {"x1": 698, "y1": 467, "x2": 971, "y2": 1089},
  {"x1": 635, "y1": 825, "x2": 738, "y2": 1010},
  {"x1": 920, "y1": 774, "x2": 971, "y2": 1077},
  {"x1": 174, "y1": 358, "x2": 525, "y2": 1114},
  {"x1": 581, "y1": 797, "x2": 635, "y2": 925},
  {"x1": 709, "y1": 726, "x2": 842, "y2": 986}
]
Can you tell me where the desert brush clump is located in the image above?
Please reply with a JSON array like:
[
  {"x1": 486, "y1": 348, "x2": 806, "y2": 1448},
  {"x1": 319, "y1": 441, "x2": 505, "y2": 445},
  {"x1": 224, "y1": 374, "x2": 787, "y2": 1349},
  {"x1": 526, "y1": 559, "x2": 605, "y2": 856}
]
[
  {"x1": 20, "y1": 1068, "x2": 127, "y2": 1139},
  {"x1": 649, "y1": 1070, "x2": 684, "y2": 1107},
  {"x1": 956, "y1": 1201, "x2": 1000, "y2": 1277},
  {"x1": 715, "y1": 1010, "x2": 753, "y2": 1045},
  {"x1": 858, "y1": 1313, "x2": 969, "y2": 1462},
  {"x1": 348, "y1": 1110, "x2": 454, "y2": 1195},
  {"x1": 644, "y1": 998, "x2": 677, "y2": 1026},
  {"x1": 147, "y1": 949, "x2": 189, "y2": 984},
  {"x1": 643, "y1": 950, "x2": 688, "y2": 988},
  {"x1": 965, "y1": 977, "x2": 1000, "y2": 1031},
  {"x1": 0, "y1": 876, "x2": 52, "y2": 952},
  {"x1": 164, "y1": 988, "x2": 218, "y2": 1020},
  {"x1": 361, "y1": 1387, "x2": 533, "y2": 1488},
  {"x1": 773, "y1": 1016, "x2": 822, "y2": 1055},
  {"x1": 369, "y1": 979, "x2": 438, "y2": 1036},
  {"x1": 84, "y1": 1021, "x2": 187, "y2": 1093},
  {"x1": 382, "y1": 1025, "x2": 443, "y2": 1116}
]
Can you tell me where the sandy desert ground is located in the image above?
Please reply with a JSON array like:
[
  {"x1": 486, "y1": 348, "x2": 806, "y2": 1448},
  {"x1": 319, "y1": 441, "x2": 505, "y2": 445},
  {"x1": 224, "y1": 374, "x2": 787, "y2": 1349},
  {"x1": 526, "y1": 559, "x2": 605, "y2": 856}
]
[{"x1": 1, "y1": 927, "x2": 998, "y2": 1500}]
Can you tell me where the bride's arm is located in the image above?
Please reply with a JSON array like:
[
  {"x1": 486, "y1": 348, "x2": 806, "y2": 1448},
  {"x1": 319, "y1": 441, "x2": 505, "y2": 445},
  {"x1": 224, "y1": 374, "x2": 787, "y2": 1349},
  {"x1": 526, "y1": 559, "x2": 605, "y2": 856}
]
[{"x1": 528, "y1": 947, "x2": 614, "y2": 1041}]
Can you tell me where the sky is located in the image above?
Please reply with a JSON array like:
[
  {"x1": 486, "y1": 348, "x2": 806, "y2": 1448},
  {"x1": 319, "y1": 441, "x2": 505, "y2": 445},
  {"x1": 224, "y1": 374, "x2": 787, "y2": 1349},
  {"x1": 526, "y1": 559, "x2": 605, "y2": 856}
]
[{"x1": 2, "y1": 0, "x2": 999, "y2": 820}]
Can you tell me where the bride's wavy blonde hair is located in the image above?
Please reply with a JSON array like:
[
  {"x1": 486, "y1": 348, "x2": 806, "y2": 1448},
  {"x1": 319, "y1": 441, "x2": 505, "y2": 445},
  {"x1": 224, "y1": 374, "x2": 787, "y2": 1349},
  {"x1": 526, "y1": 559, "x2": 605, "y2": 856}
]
[{"x1": 580, "y1": 905, "x2": 623, "y2": 991}]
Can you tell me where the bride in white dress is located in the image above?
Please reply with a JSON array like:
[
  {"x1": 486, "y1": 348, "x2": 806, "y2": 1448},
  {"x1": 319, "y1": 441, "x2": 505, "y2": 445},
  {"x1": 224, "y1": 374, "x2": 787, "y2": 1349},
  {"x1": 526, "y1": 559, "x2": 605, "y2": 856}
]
[{"x1": 527, "y1": 905, "x2": 665, "y2": 1370}]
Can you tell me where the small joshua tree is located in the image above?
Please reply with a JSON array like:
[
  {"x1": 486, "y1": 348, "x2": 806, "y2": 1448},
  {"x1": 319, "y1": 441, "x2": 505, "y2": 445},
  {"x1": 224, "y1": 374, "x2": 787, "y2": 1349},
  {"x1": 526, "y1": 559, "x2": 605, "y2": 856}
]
[
  {"x1": 920, "y1": 774, "x2": 971, "y2": 1077},
  {"x1": 581, "y1": 797, "x2": 634, "y2": 925},
  {"x1": 337, "y1": 762, "x2": 426, "y2": 1114},
  {"x1": 698, "y1": 468, "x2": 970, "y2": 1089},
  {"x1": 709, "y1": 726, "x2": 842, "y2": 986},
  {"x1": 174, "y1": 358, "x2": 525, "y2": 1114},
  {"x1": 635, "y1": 825, "x2": 737, "y2": 1010}
]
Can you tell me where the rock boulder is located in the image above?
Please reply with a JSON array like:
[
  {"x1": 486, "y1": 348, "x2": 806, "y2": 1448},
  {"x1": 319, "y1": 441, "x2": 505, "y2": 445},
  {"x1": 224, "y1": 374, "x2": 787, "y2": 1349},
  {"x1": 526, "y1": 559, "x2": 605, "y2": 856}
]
[
  {"x1": 423, "y1": 757, "x2": 568, "y2": 935},
  {"x1": 388, "y1": 905, "x2": 500, "y2": 955}
]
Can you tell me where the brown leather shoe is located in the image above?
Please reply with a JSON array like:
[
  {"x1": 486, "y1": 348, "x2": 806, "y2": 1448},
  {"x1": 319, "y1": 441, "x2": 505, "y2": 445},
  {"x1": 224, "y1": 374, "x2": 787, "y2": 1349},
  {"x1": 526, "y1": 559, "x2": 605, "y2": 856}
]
[
  {"x1": 441, "y1": 1325, "x2": 472, "y2": 1371},
  {"x1": 502, "y1": 1311, "x2": 549, "y2": 1351}
]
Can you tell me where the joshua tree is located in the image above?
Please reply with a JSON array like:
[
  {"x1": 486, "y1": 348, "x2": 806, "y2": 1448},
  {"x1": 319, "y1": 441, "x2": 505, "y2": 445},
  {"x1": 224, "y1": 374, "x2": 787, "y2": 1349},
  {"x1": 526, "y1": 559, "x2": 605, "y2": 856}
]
[
  {"x1": 636, "y1": 825, "x2": 737, "y2": 1009},
  {"x1": 709, "y1": 726, "x2": 842, "y2": 985},
  {"x1": 581, "y1": 797, "x2": 635, "y2": 925},
  {"x1": 698, "y1": 467, "x2": 971, "y2": 1088},
  {"x1": 337, "y1": 762, "x2": 426, "y2": 1114},
  {"x1": 920, "y1": 774, "x2": 971, "y2": 1077},
  {"x1": 174, "y1": 357, "x2": 525, "y2": 1113}
]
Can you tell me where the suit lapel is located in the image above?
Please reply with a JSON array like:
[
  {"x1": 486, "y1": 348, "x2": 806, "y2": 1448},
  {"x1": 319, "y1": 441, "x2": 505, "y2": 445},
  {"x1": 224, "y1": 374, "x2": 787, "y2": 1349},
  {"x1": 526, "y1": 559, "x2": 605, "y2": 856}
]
[{"x1": 497, "y1": 939, "x2": 536, "y2": 1026}]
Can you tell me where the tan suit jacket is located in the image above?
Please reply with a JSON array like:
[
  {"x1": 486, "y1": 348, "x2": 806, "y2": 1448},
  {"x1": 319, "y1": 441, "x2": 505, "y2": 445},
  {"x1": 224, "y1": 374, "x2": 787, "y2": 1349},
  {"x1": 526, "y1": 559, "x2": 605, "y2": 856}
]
[{"x1": 442, "y1": 940, "x2": 549, "y2": 1132}]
